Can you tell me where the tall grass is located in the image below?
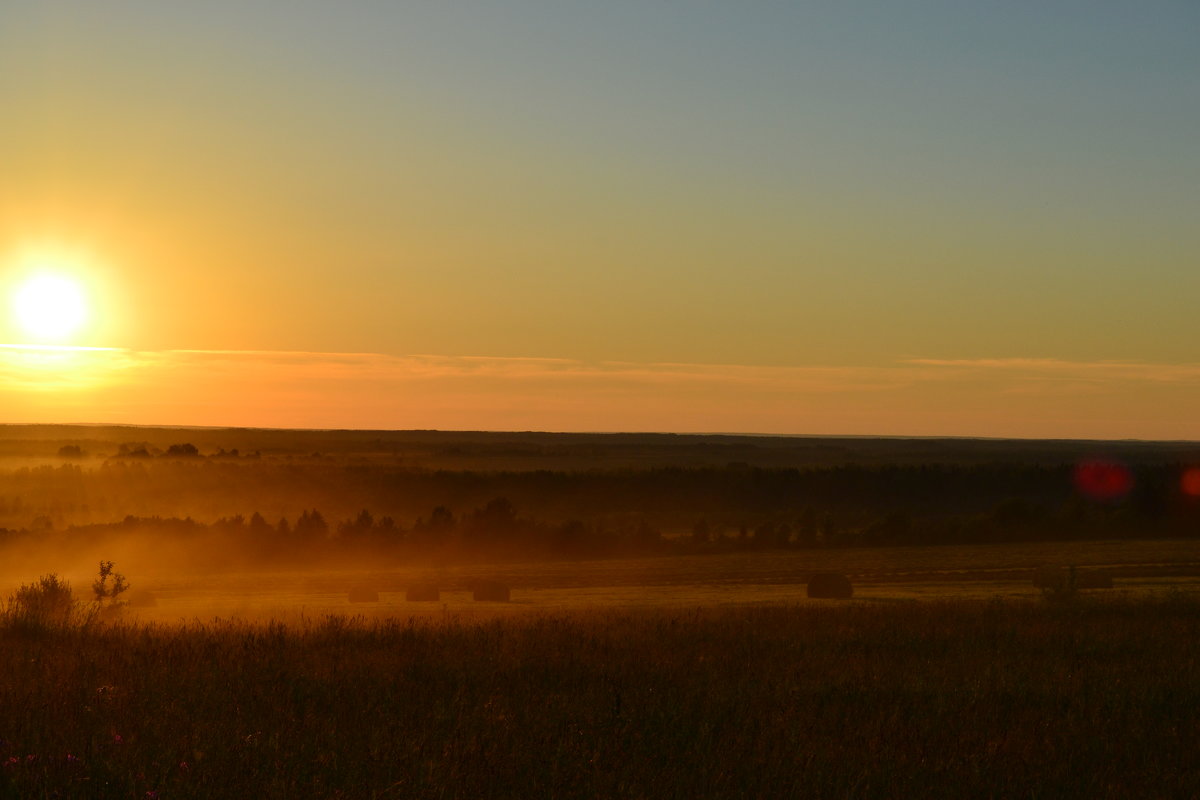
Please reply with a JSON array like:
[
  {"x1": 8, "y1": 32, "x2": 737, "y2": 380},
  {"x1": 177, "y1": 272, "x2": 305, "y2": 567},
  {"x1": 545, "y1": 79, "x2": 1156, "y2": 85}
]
[{"x1": 1, "y1": 599, "x2": 1198, "y2": 798}]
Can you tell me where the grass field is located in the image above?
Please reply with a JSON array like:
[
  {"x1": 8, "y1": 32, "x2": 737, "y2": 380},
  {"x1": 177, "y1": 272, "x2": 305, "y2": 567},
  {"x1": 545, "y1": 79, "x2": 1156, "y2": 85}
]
[
  {"x1": 3, "y1": 539, "x2": 1200, "y2": 798},
  {"x1": 2, "y1": 597, "x2": 1199, "y2": 799}
]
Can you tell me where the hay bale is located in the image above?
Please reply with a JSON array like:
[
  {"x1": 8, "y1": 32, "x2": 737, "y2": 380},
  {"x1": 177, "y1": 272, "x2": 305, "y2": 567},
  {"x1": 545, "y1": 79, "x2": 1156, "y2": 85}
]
[
  {"x1": 472, "y1": 580, "x2": 511, "y2": 602},
  {"x1": 348, "y1": 587, "x2": 379, "y2": 603},
  {"x1": 406, "y1": 585, "x2": 440, "y2": 602},
  {"x1": 807, "y1": 572, "x2": 853, "y2": 599}
]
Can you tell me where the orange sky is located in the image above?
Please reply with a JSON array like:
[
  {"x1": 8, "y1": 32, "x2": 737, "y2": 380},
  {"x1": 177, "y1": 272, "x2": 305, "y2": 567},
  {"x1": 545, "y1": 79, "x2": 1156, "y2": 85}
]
[{"x1": 4, "y1": 345, "x2": 1198, "y2": 439}]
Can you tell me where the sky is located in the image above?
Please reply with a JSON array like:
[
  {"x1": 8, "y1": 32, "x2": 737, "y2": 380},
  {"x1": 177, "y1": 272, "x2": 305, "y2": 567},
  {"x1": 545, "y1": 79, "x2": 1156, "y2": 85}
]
[{"x1": 2, "y1": 1, "x2": 1198, "y2": 437}]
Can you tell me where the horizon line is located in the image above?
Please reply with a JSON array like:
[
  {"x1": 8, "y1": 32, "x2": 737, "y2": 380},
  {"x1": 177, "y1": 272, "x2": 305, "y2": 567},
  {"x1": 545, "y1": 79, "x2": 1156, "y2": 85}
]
[{"x1": 1, "y1": 421, "x2": 1197, "y2": 446}]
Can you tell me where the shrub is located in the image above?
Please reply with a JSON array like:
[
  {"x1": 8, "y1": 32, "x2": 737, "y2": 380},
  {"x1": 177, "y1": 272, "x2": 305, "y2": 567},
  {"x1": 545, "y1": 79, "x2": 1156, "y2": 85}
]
[
  {"x1": 3, "y1": 563, "x2": 131, "y2": 633},
  {"x1": 2, "y1": 574, "x2": 94, "y2": 633},
  {"x1": 92, "y1": 560, "x2": 130, "y2": 613}
]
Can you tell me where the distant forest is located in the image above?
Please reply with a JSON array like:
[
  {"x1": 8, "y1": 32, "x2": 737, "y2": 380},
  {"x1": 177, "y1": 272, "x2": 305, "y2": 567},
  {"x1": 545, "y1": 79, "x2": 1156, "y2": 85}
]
[{"x1": 1, "y1": 426, "x2": 1198, "y2": 568}]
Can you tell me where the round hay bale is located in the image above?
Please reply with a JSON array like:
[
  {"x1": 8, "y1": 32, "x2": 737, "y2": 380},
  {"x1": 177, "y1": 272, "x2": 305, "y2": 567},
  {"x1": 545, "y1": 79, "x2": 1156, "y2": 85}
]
[
  {"x1": 807, "y1": 572, "x2": 853, "y2": 599},
  {"x1": 348, "y1": 587, "x2": 379, "y2": 603},
  {"x1": 472, "y1": 580, "x2": 510, "y2": 602},
  {"x1": 406, "y1": 585, "x2": 440, "y2": 602}
]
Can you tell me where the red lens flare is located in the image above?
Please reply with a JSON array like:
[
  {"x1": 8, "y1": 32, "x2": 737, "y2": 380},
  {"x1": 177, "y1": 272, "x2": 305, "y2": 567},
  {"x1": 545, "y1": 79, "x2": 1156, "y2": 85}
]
[
  {"x1": 1073, "y1": 460, "x2": 1133, "y2": 501},
  {"x1": 1182, "y1": 467, "x2": 1200, "y2": 498}
]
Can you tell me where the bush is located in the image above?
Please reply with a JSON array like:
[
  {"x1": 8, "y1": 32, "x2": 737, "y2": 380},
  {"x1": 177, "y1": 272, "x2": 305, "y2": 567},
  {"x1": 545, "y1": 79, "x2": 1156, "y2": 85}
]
[
  {"x1": 56, "y1": 444, "x2": 84, "y2": 459},
  {"x1": 3, "y1": 562, "x2": 131, "y2": 633},
  {"x1": 2, "y1": 574, "x2": 93, "y2": 633},
  {"x1": 92, "y1": 560, "x2": 130, "y2": 613}
]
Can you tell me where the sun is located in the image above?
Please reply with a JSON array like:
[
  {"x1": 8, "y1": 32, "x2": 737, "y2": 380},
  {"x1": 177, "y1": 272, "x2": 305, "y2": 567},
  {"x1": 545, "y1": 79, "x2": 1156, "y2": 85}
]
[{"x1": 12, "y1": 273, "x2": 90, "y2": 342}]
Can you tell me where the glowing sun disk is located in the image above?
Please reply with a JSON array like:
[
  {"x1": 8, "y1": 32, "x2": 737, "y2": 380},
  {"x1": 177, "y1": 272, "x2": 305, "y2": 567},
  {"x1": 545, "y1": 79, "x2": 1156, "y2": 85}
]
[{"x1": 12, "y1": 274, "x2": 89, "y2": 341}]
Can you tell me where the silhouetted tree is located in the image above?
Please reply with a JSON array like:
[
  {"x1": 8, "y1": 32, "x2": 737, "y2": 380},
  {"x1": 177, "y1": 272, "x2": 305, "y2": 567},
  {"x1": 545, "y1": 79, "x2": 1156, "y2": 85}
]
[
  {"x1": 117, "y1": 444, "x2": 151, "y2": 458},
  {"x1": 552, "y1": 519, "x2": 591, "y2": 554},
  {"x1": 214, "y1": 514, "x2": 245, "y2": 532},
  {"x1": 295, "y1": 509, "x2": 328, "y2": 539},
  {"x1": 863, "y1": 512, "x2": 911, "y2": 544},
  {"x1": 632, "y1": 519, "x2": 661, "y2": 548},
  {"x1": 467, "y1": 497, "x2": 519, "y2": 543},
  {"x1": 338, "y1": 509, "x2": 376, "y2": 540},
  {"x1": 429, "y1": 506, "x2": 456, "y2": 529}
]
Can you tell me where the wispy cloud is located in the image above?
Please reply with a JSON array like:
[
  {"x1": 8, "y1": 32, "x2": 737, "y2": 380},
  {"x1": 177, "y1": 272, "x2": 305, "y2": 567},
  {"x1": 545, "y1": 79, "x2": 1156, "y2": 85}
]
[
  {"x1": 3, "y1": 345, "x2": 1199, "y2": 438},
  {"x1": 904, "y1": 358, "x2": 1200, "y2": 388},
  {"x1": 4, "y1": 346, "x2": 915, "y2": 392}
]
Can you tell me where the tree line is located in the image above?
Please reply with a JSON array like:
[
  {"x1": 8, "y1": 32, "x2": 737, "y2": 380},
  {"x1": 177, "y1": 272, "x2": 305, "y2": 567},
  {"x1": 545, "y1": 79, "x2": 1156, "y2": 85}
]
[{"x1": 1, "y1": 466, "x2": 1198, "y2": 570}]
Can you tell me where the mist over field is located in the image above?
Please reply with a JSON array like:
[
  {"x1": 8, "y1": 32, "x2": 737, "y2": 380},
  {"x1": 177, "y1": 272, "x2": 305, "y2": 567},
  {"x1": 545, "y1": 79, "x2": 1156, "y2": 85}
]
[
  {"x1": 2, "y1": 424, "x2": 1199, "y2": 620},
  {"x1": 3, "y1": 431, "x2": 1199, "y2": 798},
  {"x1": 5, "y1": 0, "x2": 1199, "y2": 794}
]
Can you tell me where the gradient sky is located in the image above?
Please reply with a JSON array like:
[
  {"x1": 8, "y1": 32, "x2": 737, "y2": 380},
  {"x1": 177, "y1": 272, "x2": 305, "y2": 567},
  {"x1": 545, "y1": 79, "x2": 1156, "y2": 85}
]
[{"x1": 2, "y1": 2, "x2": 1198, "y2": 437}]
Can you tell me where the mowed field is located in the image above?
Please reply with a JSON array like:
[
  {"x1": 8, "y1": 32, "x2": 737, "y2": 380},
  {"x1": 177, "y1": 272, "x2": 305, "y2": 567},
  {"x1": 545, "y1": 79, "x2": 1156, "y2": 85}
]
[{"x1": 8, "y1": 537, "x2": 1196, "y2": 624}]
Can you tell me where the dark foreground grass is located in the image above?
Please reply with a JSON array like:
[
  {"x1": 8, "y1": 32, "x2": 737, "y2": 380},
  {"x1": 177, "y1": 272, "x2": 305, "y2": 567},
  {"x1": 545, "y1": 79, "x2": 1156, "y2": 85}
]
[{"x1": 1, "y1": 598, "x2": 1198, "y2": 799}]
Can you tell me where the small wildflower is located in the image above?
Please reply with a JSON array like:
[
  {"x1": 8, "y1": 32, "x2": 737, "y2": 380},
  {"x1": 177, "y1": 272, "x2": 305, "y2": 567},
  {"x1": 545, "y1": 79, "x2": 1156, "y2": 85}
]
[
  {"x1": 112, "y1": 733, "x2": 123, "y2": 744},
  {"x1": 25, "y1": 754, "x2": 36, "y2": 762},
  {"x1": 179, "y1": 761, "x2": 190, "y2": 772},
  {"x1": 66, "y1": 754, "x2": 80, "y2": 763}
]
